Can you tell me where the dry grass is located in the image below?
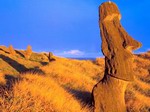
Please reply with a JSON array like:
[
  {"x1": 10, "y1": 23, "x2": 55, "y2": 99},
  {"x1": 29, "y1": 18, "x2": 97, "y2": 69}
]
[
  {"x1": 134, "y1": 78, "x2": 150, "y2": 90},
  {"x1": 126, "y1": 84, "x2": 150, "y2": 112},
  {"x1": 41, "y1": 57, "x2": 101, "y2": 91},
  {"x1": 0, "y1": 47, "x2": 46, "y2": 75},
  {"x1": 0, "y1": 73, "x2": 6, "y2": 85},
  {"x1": 125, "y1": 55, "x2": 150, "y2": 112},
  {"x1": 0, "y1": 73, "x2": 91, "y2": 112},
  {"x1": 0, "y1": 46, "x2": 150, "y2": 112}
]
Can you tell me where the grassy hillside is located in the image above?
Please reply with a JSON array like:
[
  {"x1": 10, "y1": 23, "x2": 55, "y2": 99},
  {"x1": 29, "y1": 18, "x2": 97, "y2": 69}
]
[{"x1": 0, "y1": 46, "x2": 150, "y2": 112}]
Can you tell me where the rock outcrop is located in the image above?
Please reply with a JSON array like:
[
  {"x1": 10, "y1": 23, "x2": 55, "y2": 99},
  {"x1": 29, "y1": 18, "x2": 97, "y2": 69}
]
[{"x1": 92, "y1": 2, "x2": 142, "y2": 112}]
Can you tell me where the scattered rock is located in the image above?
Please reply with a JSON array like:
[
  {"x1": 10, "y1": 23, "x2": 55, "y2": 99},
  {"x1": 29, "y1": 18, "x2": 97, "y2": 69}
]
[{"x1": 48, "y1": 52, "x2": 55, "y2": 62}]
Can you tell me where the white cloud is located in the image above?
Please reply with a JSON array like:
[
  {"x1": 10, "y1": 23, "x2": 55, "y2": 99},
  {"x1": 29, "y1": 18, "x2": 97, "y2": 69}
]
[
  {"x1": 147, "y1": 48, "x2": 150, "y2": 51},
  {"x1": 134, "y1": 48, "x2": 150, "y2": 54},
  {"x1": 63, "y1": 50, "x2": 84, "y2": 56},
  {"x1": 54, "y1": 50, "x2": 103, "y2": 58}
]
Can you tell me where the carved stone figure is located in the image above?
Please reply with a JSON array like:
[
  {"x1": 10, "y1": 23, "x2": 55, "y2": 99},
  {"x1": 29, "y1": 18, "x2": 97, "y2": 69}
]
[{"x1": 92, "y1": 2, "x2": 142, "y2": 112}]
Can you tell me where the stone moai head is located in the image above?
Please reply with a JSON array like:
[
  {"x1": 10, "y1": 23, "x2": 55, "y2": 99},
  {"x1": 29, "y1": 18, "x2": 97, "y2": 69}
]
[{"x1": 99, "y1": 2, "x2": 142, "y2": 81}]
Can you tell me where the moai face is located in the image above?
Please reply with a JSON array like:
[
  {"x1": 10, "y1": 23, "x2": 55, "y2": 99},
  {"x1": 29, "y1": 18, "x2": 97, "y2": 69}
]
[{"x1": 99, "y1": 2, "x2": 142, "y2": 81}]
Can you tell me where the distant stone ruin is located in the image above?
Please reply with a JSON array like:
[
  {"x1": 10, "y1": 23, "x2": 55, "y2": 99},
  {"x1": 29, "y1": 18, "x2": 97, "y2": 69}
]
[
  {"x1": 92, "y1": 2, "x2": 142, "y2": 112},
  {"x1": 48, "y1": 52, "x2": 55, "y2": 62}
]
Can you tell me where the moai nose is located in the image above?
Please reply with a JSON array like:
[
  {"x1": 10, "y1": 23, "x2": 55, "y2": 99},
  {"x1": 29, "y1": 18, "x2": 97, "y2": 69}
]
[{"x1": 123, "y1": 36, "x2": 142, "y2": 51}]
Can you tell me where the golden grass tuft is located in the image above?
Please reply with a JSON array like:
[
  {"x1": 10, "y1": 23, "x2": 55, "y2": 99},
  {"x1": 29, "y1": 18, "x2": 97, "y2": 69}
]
[
  {"x1": 126, "y1": 86, "x2": 150, "y2": 112},
  {"x1": 0, "y1": 73, "x2": 6, "y2": 85}
]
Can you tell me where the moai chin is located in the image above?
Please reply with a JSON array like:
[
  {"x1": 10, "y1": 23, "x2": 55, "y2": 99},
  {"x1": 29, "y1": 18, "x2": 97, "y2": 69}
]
[{"x1": 92, "y1": 2, "x2": 142, "y2": 112}]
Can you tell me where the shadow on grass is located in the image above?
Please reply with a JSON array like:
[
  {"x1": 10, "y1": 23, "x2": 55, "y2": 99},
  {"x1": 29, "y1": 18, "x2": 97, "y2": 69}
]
[
  {"x1": 40, "y1": 58, "x2": 56, "y2": 66},
  {"x1": 40, "y1": 62, "x2": 49, "y2": 66},
  {"x1": 0, "y1": 48, "x2": 9, "y2": 54},
  {"x1": 15, "y1": 50, "x2": 25, "y2": 58},
  {"x1": 48, "y1": 58, "x2": 56, "y2": 62},
  {"x1": 0, "y1": 54, "x2": 45, "y2": 75},
  {"x1": 66, "y1": 88, "x2": 92, "y2": 107},
  {"x1": 0, "y1": 74, "x2": 21, "y2": 98},
  {"x1": 0, "y1": 54, "x2": 28, "y2": 73},
  {"x1": 5, "y1": 75, "x2": 21, "y2": 89},
  {"x1": 27, "y1": 67, "x2": 45, "y2": 75}
]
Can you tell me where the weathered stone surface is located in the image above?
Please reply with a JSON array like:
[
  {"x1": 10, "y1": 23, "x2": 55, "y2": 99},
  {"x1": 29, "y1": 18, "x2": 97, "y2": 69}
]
[
  {"x1": 48, "y1": 52, "x2": 55, "y2": 62},
  {"x1": 100, "y1": 2, "x2": 142, "y2": 81},
  {"x1": 92, "y1": 76, "x2": 128, "y2": 112},
  {"x1": 92, "y1": 2, "x2": 142, "y2": 112}
]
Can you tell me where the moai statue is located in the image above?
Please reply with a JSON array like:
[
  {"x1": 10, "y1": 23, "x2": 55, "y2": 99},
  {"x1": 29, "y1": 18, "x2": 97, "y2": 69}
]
[{"x1": 92, "y1": 2, "x2": 142, "y2": 112}]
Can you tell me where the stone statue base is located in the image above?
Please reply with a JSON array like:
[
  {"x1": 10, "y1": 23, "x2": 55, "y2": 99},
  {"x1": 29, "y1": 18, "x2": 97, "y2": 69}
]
[{"x1": 92, "y1": 75, "x2": 128, "y2": 112}]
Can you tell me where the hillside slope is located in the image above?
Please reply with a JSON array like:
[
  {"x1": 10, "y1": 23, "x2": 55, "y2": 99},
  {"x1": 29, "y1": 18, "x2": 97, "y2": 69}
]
[{"x1": 0, "y1": 46, "x2": 150, "y2": 112}]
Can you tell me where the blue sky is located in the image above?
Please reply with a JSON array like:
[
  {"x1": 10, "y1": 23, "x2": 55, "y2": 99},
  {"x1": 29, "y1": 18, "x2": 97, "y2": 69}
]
[{"x1": 0, "y1": 0, "x2": 150, "y2": 58}]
